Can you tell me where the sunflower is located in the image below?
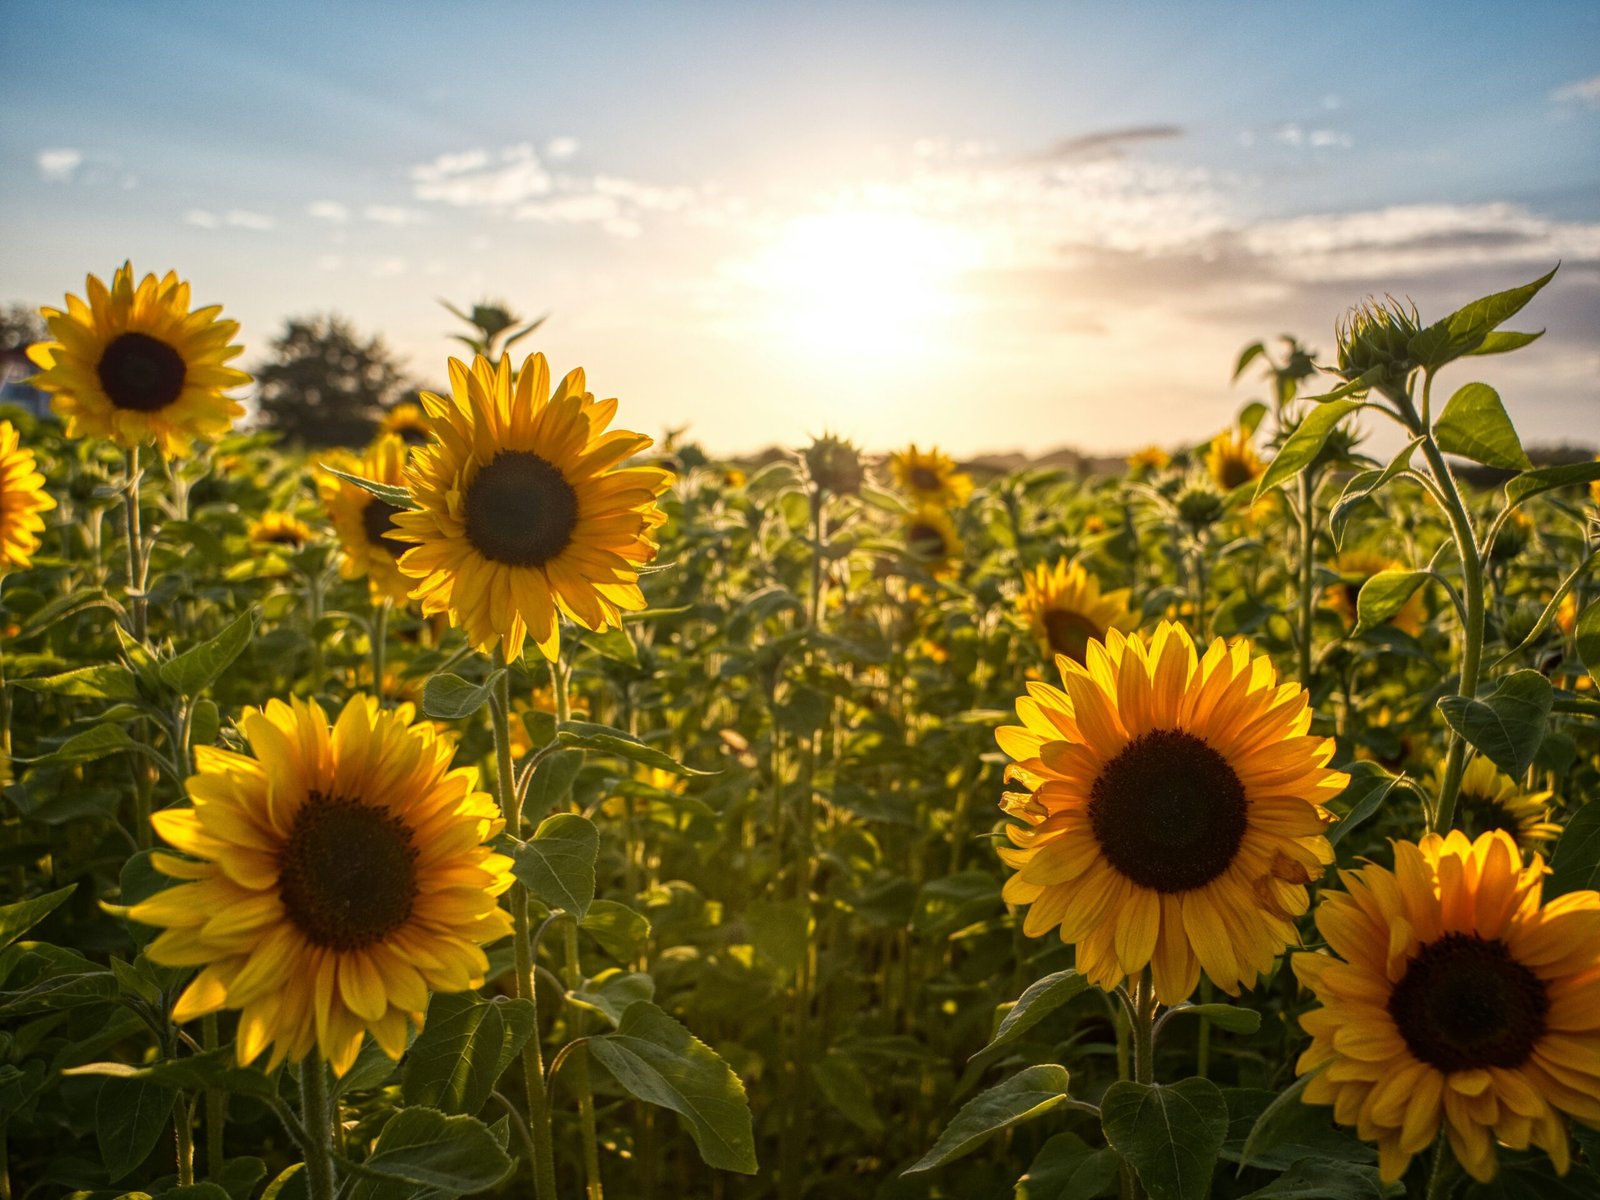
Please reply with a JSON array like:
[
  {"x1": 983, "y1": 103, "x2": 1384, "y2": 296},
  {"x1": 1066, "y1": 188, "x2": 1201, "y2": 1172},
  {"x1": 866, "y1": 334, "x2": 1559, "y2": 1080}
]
[
  {"x1": 129, "y1": 695, "x2": 514, "y2": 1075},
  {"x1": 247, "y1": 512, "x2": 314, "y2": 552},
  {"x1": 1126, "y1": 445, "x2": 1171, "y2": 474},
  {"x1": 1443, "y1": 757, "x2": 1562, "y2": 852},
  {"x1": 392, "y1": 354, "x2": 672, "y2": 661},
  {"x1": 319, "y1": 434, "x2": 415, "y2": 604},
  {"x1": 1205, "y1": 428, "x2": 1263, "y2": 492},
  {"x1": 0, "y1": 421, "x2": 56, "y2": 574},
  {"x1": 903, "y1": 503, "x2": 963, "y2": 573},
  {"x1": 996, "y1": 622, "x2": 1343, "y2": 1004},
  {"x1": 380, "y1": 402, "x2": 434, "y2": 448},
  {"x1": 1324, "y1": 550, "x2": 1426, "y2": 637},
  {"x1": 1018, "y1": 558, "x2": 1135, "y2": 665},
  {"x1": 1295, "y1": 830, "x2": 1600, "y2": 1183},
  {"x1": 890, "y1": 444, "x2": 973, "y2": 508},
  {"x1": 27, "y1": 264, "x2": 248, "y2": 457}
]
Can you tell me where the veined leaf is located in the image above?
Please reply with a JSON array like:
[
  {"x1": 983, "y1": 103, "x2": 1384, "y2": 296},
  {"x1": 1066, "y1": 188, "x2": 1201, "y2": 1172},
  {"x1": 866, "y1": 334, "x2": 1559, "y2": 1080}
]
[
  {"x1": 906, "y1": 1064, "x2": 1075, "y2": 1174},
  {"x1": 1101, "y1": 1077, "x2": 1229, "y2": 1200},
  {"x1": 159, "y1": 611, "x2": 255, "y2": 695},
  {"x1": 511, "y1": 813, "x2": 599, "y2": 918},
  {"x1": 1353, "y1": 570, "x2": 1429, "y2": 636},
  {"x1": 974, "y1": 970, "x2": 1090, "y2": 1059},
  {"x1": 316, "y1": 464, "x2": 416, "y2": 509},
  {"x1": 347, "y1": 1107, "x2": 512, "y2": 1197},
  {"x1": 1506, "y1": 459, "x2": 1600, "y2": 506},
  {"x1": 1254, "y1": 400, "x2": 1364, "y2": 500},
  {"x1": 1433, "y1": 382, "x2": 1530, "y2": 471},
  {"x1": 1329, "y1": 437, "x2": 1423, "y2": 548},
  {"x1": 1438, "y1": 670, "x2": 1553, "y2": 780},
  {"x1": 0, "y1": 885, "x2": 76, "y2": 950},
  {"x1": 1547, "y1": 803, "x2": 1600, "y2": 900},
  {"x1": 421, "y1": 670, "x2": 503, "y2": 720}
]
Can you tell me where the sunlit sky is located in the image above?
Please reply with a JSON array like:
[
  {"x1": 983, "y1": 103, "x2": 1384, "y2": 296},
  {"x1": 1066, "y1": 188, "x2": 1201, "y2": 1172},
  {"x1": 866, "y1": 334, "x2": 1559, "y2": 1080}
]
[{"x1": 4, "y1": 1, "x2": 1597, "y2": 456}]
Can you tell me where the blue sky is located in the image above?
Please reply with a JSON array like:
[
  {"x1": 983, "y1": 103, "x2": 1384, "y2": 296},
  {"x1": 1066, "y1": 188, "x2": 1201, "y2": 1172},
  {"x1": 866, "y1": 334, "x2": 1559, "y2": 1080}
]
[{"x1": 4, "y1": 1, "x2": 1597, "y2": 454}]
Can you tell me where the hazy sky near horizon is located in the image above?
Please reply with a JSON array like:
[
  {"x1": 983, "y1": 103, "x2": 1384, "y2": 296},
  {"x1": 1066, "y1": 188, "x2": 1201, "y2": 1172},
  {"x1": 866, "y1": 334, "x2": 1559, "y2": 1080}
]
[{"x1": 4, "y1": 0, "x2": 1598, "y2": 456}]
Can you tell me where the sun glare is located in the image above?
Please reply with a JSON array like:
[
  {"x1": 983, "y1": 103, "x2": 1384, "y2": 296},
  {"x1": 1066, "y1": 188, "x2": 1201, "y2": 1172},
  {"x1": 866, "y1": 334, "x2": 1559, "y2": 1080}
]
[{"x1": 740, "y1": 210, "x2": 976, "y2": 357}]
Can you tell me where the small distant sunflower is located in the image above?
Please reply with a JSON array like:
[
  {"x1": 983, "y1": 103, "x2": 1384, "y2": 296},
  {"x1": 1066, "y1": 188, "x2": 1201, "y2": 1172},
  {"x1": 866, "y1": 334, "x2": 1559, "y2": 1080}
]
[
  {"x1": 130, "y1": 695, "x2": 514, "y2": 1075},
  {"x1": 890, "y1": 445, "x2": 973, "y2": 508},
  {"x1": 247, "y1": 512, "x2": 313, "y2": 552},
  {"x1": 1295, "y1": 830, "x2": 1600, "y2": 1184},
  {"x1": 1205, "y1": 429, "x2": 1263, "y2": 492},
  {"x1": 1556, "y1": 591, "x2": 1577, "y2": 638},
  {"x1": 1444, "y1": 757, "x2": 1562, "y2": 852},
  {"x1": 28, "y1": 264, "x2": 248, "y2": 457},
  {"x1": 320, "y1": 435, "x2": 414, "y2": 604},
  {"x1": 393, "y1": 354, "x2": 673, "y2": 661},
  {"x1": 903, "y1": 503, "x2": 963, "y2": 573},
  {"x1": 1126, "y1": 445, "x2": 1171, "y2": 474},
  {"x1": 996, "y1": 622, "x2": 1343, "y2": 1003},
  {"x1": 1018, "y1": 558, "x2": 1135, "y2": 665},
  {"x1": 380, "y1": 402, "x2": 433, "y2": 448},
  {"x1": 1325, "y1": 550, "x2": 1425, "y2": 637},
  {"x1": 0, "y1": 420, "x2": 56, "y2": 574}
]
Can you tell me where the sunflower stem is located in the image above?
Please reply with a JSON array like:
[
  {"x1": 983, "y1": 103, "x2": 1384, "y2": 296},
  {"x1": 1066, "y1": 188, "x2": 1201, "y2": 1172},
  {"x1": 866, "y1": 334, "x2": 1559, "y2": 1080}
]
[
  {"x1": 174, "y1": 1093, "x2": 195, "y2": 1186},
  {"x1": 122, "y1": 446, "x2": 148, "y2": 643},
  {"x1": 371, "y1": 598, "x2": 390, "y2": 701},
  {"x1": 296, "y1": 1058, "x2": 338, "y2": 1200},
  {"x1": 202, "y1": 1013, "x2": 226, "y2": 1181},
  {"x1": 1423, "y1": 1130, "x2": 1456, "y2": 1200},
  {"x1": 1131, "y1": 970, "x2": 1157, "y2": 1086},
  {"x1": 1296, "y1": 471, "x2": 1317, "y2": 690},
  {"x1": 563, "y1": 919, "x2": 604, "y2": 1200},
  {"x1": 493, "y1": 647, "x2": 560, "y2": 1200}
]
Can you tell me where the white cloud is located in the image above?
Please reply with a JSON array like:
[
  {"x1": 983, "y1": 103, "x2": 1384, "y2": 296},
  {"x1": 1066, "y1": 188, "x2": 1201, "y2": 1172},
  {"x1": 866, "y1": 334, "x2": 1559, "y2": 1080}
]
[
  {"x1": 1550, "y1": 75, "x2": 1600, "y2": 107},
  {"x1": 370, "y1": 257, "x2": 408, "y2": 278},
  {"x1": 546, "y1": 136, "x2": 580, "y2": 160},
  {"x1": 363, "y1": 204, "x2": 426, "y2": 226},
  {"x1": 307, "y1": 200, "x2": 350, "y2": 222},
  {"x1": 409, "y1": 148, "x2": 491, "y2": 183},
  {"x1": 38, "y1": 148, "x2": 83, "y2": 181},
  {"x1": 224, "y1": 210, "x2": 276, "y2": 231},
  {"x1": 412, "y1": 144, "x2": 552, "y2": 207},
  {"x1": 184, "y1": 209, "x2": 220, "y2": 228}
]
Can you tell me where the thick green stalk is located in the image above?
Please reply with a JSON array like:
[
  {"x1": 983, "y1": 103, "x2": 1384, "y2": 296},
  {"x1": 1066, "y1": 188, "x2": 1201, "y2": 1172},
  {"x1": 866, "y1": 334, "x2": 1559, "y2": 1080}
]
[
  {"x1": 123, "y1": 446, "x2": 148, "y2": 643},
  {"x1": 297, "y1": 1059, "x2": 338, "y2": 1200},
  {"x1": 563, "y1": 920, "x2": 604, "y2": 1200},
  {"x1": 1296, "y1": 471, "x2": 1317, "y2": 690},
  {"x1": 1131, "y1": 971, "x2": 1157, "y2": 1086},
  {"x1": 492, "y1": 649, "x2": 559, "y2": 1200},
  {"x1": 371, "y1": 599, "x2": 390, "y2": 700},
  {"x1": 174, "y1": 1095, "x2": 195, "y2": 1185},
  {"x1": 203, "y1": 1014, "x2": 226, "y2": 1181}
]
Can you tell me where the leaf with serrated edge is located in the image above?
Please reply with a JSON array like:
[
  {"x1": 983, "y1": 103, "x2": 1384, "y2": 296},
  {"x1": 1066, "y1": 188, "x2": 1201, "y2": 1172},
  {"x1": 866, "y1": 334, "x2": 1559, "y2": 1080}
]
[
  {"x1": 976, "y1": 970, "x2": 1090, "y2": 1059},
  {"x1": 1433, "y1": 383, "x2": 1531, "y2": 471},
  {"x1": 511, "y1": 814, "x2": 598, "y2": 918},
  {"x1": 1437, "y1": 671, "x2": 1553, "y2": 779},
  {"x1": 316, "y1": 464, "x2": 416, "y2": 509},
  {"x1": 1101, "y1": 1078, "x2": 1228, "y2": 1200},
  {"x1": 906, "y1": 1064, "x2": 1073, "y2": 1173}
]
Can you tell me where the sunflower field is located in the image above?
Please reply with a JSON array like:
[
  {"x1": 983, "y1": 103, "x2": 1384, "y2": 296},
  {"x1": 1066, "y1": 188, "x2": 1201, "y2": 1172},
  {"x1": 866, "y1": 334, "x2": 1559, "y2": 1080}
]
[{"x1": 1, "y1": 262, "x2": 1598, "y2": 1200}]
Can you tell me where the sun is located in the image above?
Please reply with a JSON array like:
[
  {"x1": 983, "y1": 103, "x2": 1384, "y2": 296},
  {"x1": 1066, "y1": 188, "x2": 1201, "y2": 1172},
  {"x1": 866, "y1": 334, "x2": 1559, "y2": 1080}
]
[{"x1": 742, "y1": 209, "x2": 974, "y2": 356}]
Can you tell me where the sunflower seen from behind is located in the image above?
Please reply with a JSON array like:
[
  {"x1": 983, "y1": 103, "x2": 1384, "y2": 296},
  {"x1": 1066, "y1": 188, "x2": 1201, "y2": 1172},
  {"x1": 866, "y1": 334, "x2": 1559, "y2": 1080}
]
[
  {"x1": 1295, "y1": 830, "x2": 1600, "y2": 1184},
  {"x1": 28, "y1": 264, "x2": 248, "y2": 457},
  {"x1": 890, "y1": 444, "x2": 972, "y2": 508},
  {"x1": 1018, "y1": 558, "x2": 1135, "y2": 665},
  {"x1": 130, "y1": 695, "x2": 514, "y2": 1075},
  {"x1": 393, "y1": 354, "x2": 672, "y2": 661},
  {"x1": 0, "y1": 420, "x2": 55, "y2": 574},
  {"x1": 996, "y1": 622, "x2": 1343, "y2": 1004},
  {"x1": 319, "y1": 434, "x2": 415, "y2": 605}
]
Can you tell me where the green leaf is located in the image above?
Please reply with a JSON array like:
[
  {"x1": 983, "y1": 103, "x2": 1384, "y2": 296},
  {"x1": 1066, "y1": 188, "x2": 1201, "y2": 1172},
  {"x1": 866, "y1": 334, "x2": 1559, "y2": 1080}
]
[
  {"x1": 421, "y1": 670, "x2": 502, "y2": 720},
  {"x1": 811, "y1": 1049, "x2": 884, "y2": 1134},
  {"x1": 260, "y1": 1165, "x2": 307, "y2": 1200},
  {"x1": 1491, "y1": 549, "x2": 1600, "y2": 668},
  {"x1": 14, "y1": 662, "x2": 138, "y2": 699},
  {"x1": 1165, "y1": 1004, "x2": 1262, "y2": 1035},
  {"x1": 65, "y1": 1050, "x2": 280, "y2": 1101},
  {"x1": 1237, "y1": 400, "x2": 1268, "y2": 438},
  {"x1": 402, "y1": 992, "x2": 534, "y2": 1117},
  {"x1": 586, "y1": 1001, "x2": 757, "y2": 1174},
  {"x1": 580, "y1": 900, "x2": 651, "y2": 961},
  {"x1": 567, "y1": 969, "x2": 655, "y2": 1028},
  {"x1": 1437, "y1": 670, "x2": 1554, "y2": 779},
  {"x1": 1239, "y1": 1157, "x2": 1400, "y2": 1199},
  {"x1": 1327, "y1": 763, "x2": 1406, "y2": 848},
  {"x1": 1254, "y1": 400, "x2": 1364, "y2": 500},
  {"x1": 584, "y1": 626, "x2": 639, "y2": 667},
  {"x1": 31, "y1": 723, "x2": 140, "y2": 768},
  {"x1": 746, "y1": 897, "x2": 810, "y2": 976},
  {"x1": 1236, "y1": 1074, "x2": 1316, "y2": 1171},
  {"x1": 97, "y1": 1075, "x2": 176, "y2": 1182},
  {"x1": 1299, "y1": 368, "x2": 1385, "y2": 405},
  {"x1": 1547, "y1": 803, "x2": 1600, "y2": 900},
  {"x1": 1100, "y1": 1077, "x2": 1228, "y2": 1200},
  {"x1": 975, "y1": 970, "x2": 1090, "y2": 1059},
  {"x1": 523, "y1": 749, "x2": 584, "y2": 819},
  {"x1": 905, "y1": 1064, "x2": 1074, "y2": 1174},
  {"x1": 157, "y1": 1185, "x2": 234, "y2": 1200},
  {"x1": 1329, "y1": 437, "x2": 1422, "y2": 548},
  {"x1": 1444, "y1": 267, "x2": 1557, "y2": 345},
  {"x1": 0, "y1": 885, "x2": 75, "y2": 950},
  {"x1": 347, "y1": 1107, "x2": 512, "y2": 1197},
  {"x1": 1232, "y1": 341, "x2": 1267, "y2": 381},
  {"x1": 1353, "y1": 570, "x2": 1428, "y2": 636},
  {"x1": 511, "y1": 813, "x2": 599, "y2": 918},
  {"x1": 1016, "y1": 1132, "x2": 1122, "y2": 1200},
  {"x1": 1579, "y1": 599, "x2": 1600, "y2": 687},
  {"x1": 316, "y1": 464, "x2": 416, "y2": 509},
  {"x1": 1467, "y1": 329, "x2": 1543, "y2": 356},
  {"x1": 159, "y1": 611, "x2": 255, "y2": 695},
  {"x1": 556, "y1": 720, "x2": 715, "y2": 776},
  {"x1": 1505, "y1": 459, "x2": 1600, "y2": 506},
  {"x1": 1433, "y1": 383, "x2": 1531, "y2": 471}
]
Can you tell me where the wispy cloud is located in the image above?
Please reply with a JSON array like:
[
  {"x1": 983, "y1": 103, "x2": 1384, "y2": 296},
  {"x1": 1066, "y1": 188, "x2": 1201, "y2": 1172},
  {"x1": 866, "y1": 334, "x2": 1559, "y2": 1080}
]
[
  {"x1": 1032, "y1": 125, "x2": 1184, "y2": 161},
  {"x1": 37, "y1": 148, "x2": 83, "y2": 182},
  {"x1": 307, "y1": 200, "x2": 350, "y2": 222},
  {"x1": 546, "y1": 136, "x2": 580, "y2": 160},
  {"x1": 363, "y1": 204, "x2": 426, "y2": 226},
  {"x1": 184, "y1": 209, "x2": 277, "y2": 231},
  {"x1": 1550, "y1": 75, "x2": 1600, "y2": 107},
  {"x1": 411, "y1": 144, "x2": 550, "y2": 206}
]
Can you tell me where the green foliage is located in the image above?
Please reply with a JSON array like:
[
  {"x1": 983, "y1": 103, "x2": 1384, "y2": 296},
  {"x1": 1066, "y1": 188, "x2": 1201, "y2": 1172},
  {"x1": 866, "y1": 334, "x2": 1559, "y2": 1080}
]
[
  {"x1": 1438, "y1": 670, "x2": 1554, "y2": 779},
  {"x1": 908, "y1": 1065, "x2": 1076, "y2": 1173},
  {"x1": 1100, "y1": 1078, "x2": 1228, "y2": 1200}
]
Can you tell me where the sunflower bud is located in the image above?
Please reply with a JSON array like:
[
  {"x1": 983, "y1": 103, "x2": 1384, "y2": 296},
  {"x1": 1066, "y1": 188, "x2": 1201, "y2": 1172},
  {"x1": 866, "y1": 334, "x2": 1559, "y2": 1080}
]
[
  {"x1": 1335, "y1": 298, "x2": 1421, "y2": 402},
  {"x1": 802, "y1": 433, "x2": 865, "y2": 497},
  {"x1": 1174, "y1": 482, "x2": 1226, "y2": 533}
]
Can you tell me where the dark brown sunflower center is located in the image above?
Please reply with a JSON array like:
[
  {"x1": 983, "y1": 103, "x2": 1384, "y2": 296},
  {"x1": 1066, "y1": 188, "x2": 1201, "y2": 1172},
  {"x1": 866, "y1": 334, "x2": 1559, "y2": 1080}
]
[
  {"x1": 1088, "y1": 729, "x2": 1248, "y2": 893},
  {"x1": 257, "y1": 531, "x2": 305, "y2": 547},
  {"x1": 97, "y1": 332, "x2": 187, "y2": 413},
  {"x1": 1217, "y1": 457, "x2": 1255, "y2": 490},
  {"x1": 361, "y1": 498, "x2": 409, "y2": 559},
  {"x1": 1457, "y1": 793, "x2": 1520, "y2": 841},
  {"x1": 910, "y1": 466, "x2": 941, "y2": 491},
  {"x1": 908, "y1": 523, "x2": 947, "y2": 558},
  {"x1": 278, "y1": 794, "x2": 419, "y2": 950},
  {"x1": 1388, "y1": 933, "x2": 1548, "y2": 1072},
  {"x1": 396, "y1": 426, "x2": 431, "y2": 447},
  {"x1": 1043, "y1": 608, "x2": 1102, "y2": 664},
  {"x1": 464, "y1": 451, "x2": 579, "y2": 566}
]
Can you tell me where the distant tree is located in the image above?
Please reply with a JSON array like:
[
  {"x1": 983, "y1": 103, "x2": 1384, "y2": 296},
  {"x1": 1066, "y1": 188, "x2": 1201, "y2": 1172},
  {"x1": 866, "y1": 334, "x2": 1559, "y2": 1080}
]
[
  {"x1": 0, "y1": 304, "x2": 47, "y2": 354},
  {"x1": 253, "y1": 315, "x2": 408, "y2": 446}
]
